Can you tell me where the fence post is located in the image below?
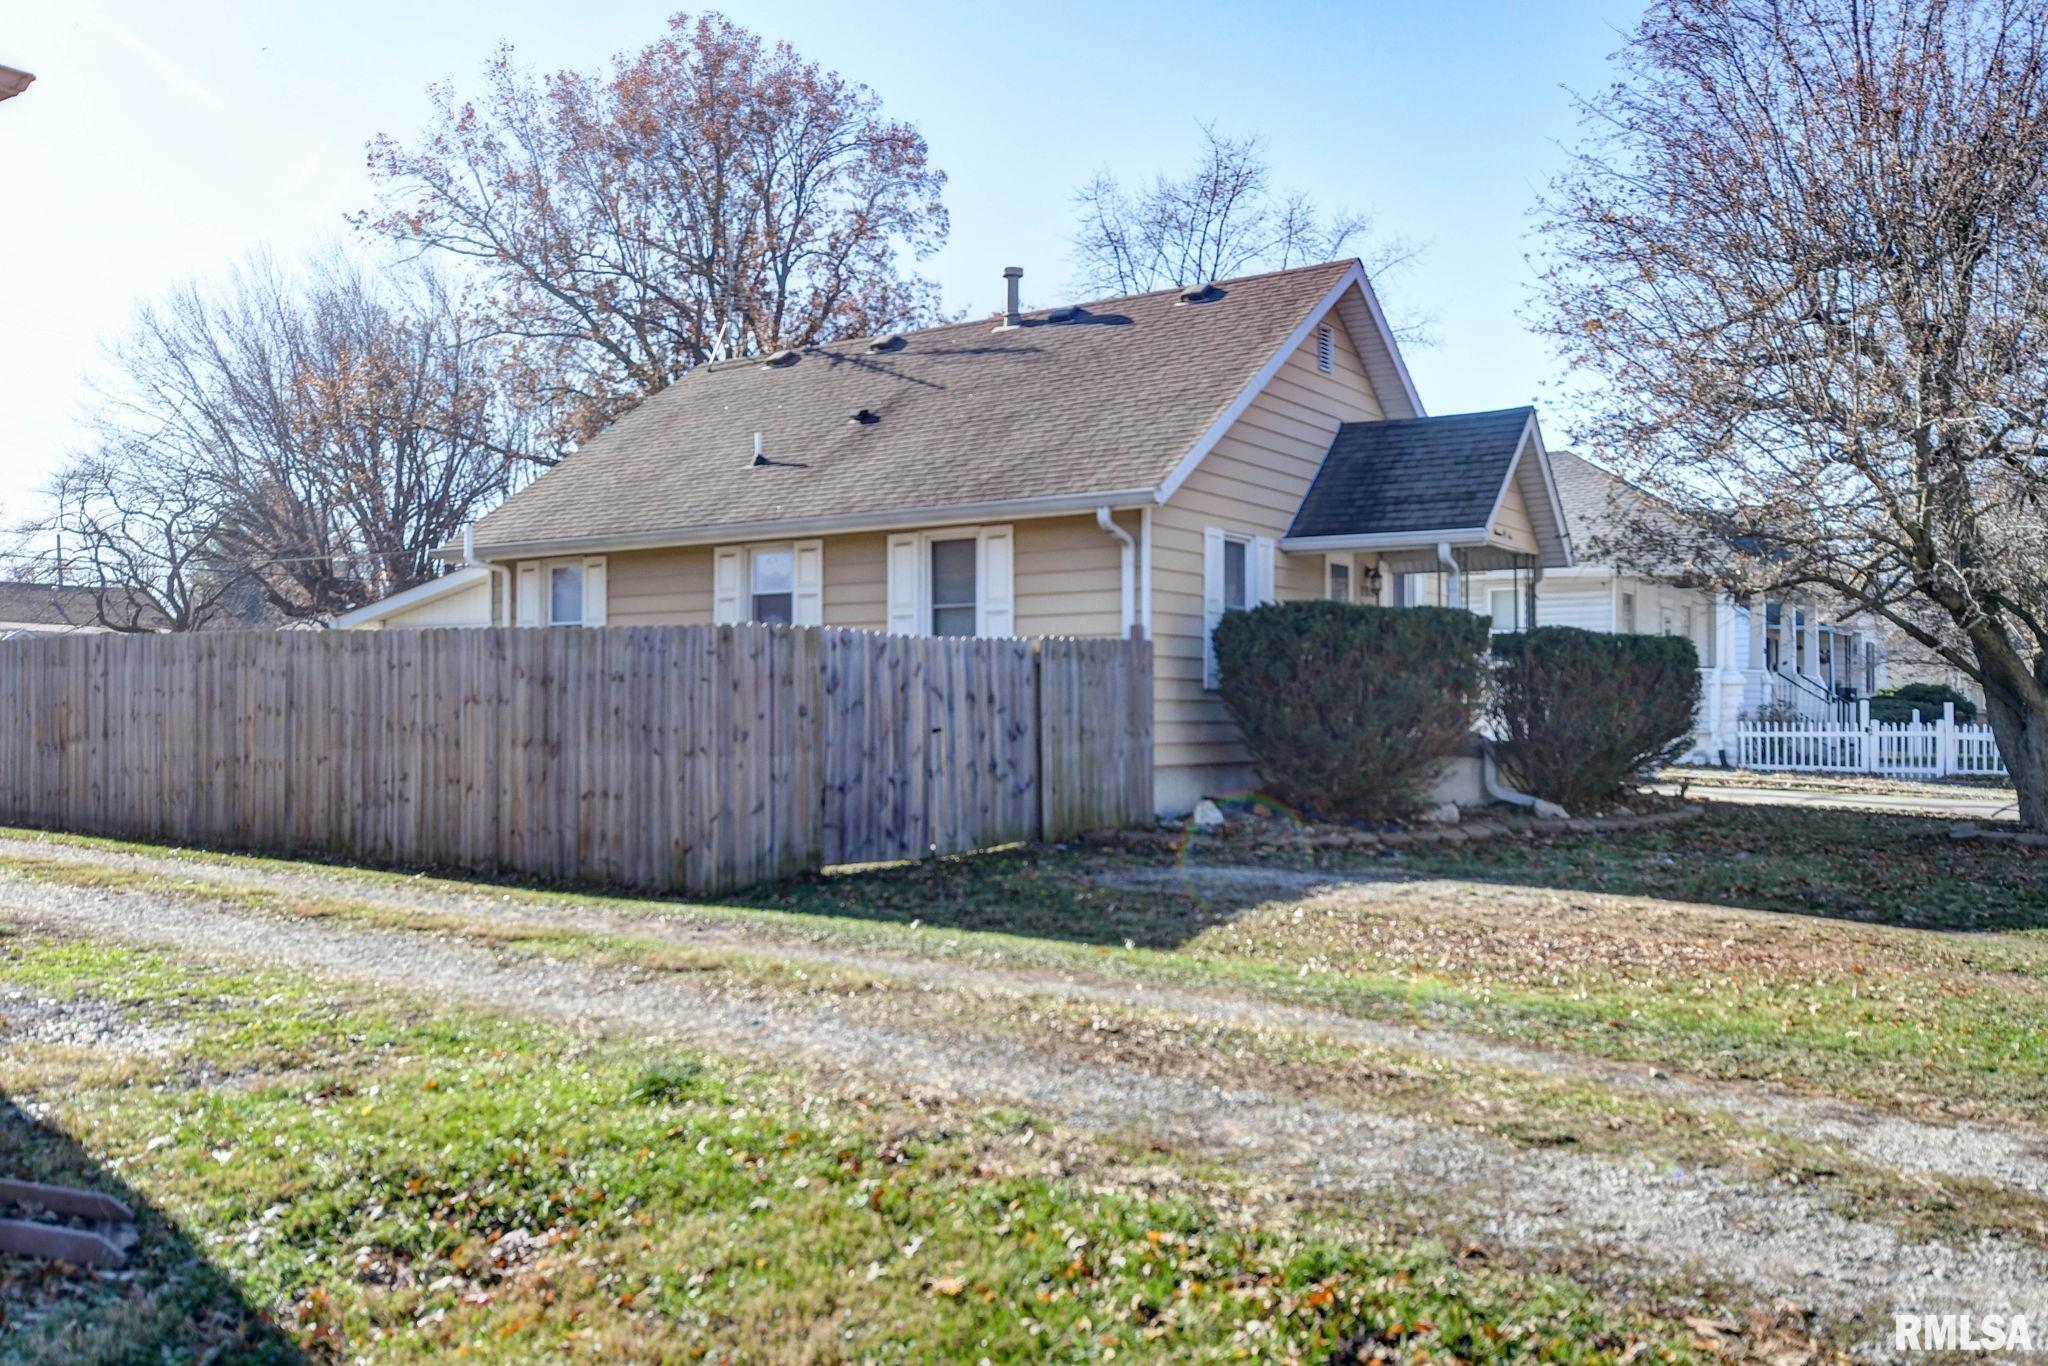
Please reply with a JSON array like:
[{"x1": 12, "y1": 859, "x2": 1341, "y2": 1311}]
[
  {"x1": 1939, "y1": 701, "x2": 1956, "y2": 778},
  {"x1": 1859, "y1": 698, "x2": 1875, "y2": 773}
]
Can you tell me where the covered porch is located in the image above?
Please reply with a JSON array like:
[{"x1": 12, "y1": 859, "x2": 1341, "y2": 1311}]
[{"x1": 1281, "y1": 406, "x2": 1575, "y2": 610}]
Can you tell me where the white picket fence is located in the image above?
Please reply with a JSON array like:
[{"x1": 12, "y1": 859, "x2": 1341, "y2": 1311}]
[{"x1": 1734, "y1": 702, "x2": 2006, "y2": 778}]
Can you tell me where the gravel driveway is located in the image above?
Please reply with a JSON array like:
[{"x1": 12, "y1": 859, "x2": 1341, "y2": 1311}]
[{"x1": 1, "y1": 854, "x2": 2044, "y2": 1350}]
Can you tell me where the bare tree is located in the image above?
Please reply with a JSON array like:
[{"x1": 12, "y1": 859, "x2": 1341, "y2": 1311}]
[
  {"x1": 361, "y1": 11, "x2": 950, "y2": 459},
  {"x1": 1072, "y1": 124, "x2": 1420, "y2": 319},
  {"x1": 1538, "y1": 0, "x2": 2048, "y2": 826},
  {"x1": 39, "y1": 251, "x2": 528, "y2": 626}
]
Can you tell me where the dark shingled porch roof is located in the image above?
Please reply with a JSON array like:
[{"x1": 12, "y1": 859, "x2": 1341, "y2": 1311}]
[{"x1": 1288, "y1": 407, "x2": 1535, "y2": 539}]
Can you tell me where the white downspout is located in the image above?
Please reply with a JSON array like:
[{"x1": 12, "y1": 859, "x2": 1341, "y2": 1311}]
[
  {"x1": 1138, "y1": 506, "x2": 1153, "y2": 638},
  {"x1": 1435, "y1": 540, "x2": 1462, "y2": 610},
  {"x1": 462, "y1": 523, "x2": 511, "y2": 627},
  {"x1": 1097, "y1": 507, "x2": 1136, "y2": 636}
]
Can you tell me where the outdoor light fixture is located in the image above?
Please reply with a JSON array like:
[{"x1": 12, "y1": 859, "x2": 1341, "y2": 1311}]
[{"x1": 1361, "y1": 563, "x2": 1384, "y2": 599}]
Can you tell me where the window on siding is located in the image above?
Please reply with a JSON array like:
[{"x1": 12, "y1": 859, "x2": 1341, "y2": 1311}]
[
  {"x1": 1222, "y1": 538, "x2": 1248, "y2": 612},
  {"x1": 1327, "y1": 560, "x2": 1350, "y2": 603},
  {"x1": 1619, "y1": 591, "x2": 1637, "y2": 633},
  {"x1": 750, "y1": 547, "x2": 795, "y2": 625},
  {"x1": 548, "y1": 564, "x2": 584, "y2": 625},
  {"x1": 1316, "y1": 325, "x2": 1334, "y2": 374},
  {"x1": 930, "y1": 538, "x2": 977, "y2": 636},
  {"x1": 1488, "y1": 587, "x2": 1521, "y2": 632}
]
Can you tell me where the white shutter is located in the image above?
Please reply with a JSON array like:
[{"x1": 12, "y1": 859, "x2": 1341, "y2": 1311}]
[
  {"x1": 581, "y1": 556, "x2": 607, "y2": 626},
  {"x1": 885, "y1": 533, "x2": 921, "y2": 635},
  {"x1": 1202, "y1": 527, "x2": 1225, "y2": 690},
  {"x1": 791, "y1": 538, "x2": 824, "y2": 626},
  {"x1": 516, "y1": 561, "x2": 542, "y2": 627},
  {"x1": 1253, "y1": 536, "x2": 1277, "y2": 605},
  {"x1": 711, "y1": 546, "x2": 743, "y2": 624},
  {"x1": 977, "y1": 525, "x2": 1014, "y2": 637}
]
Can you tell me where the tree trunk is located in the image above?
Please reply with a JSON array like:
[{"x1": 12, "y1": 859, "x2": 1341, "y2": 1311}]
[{"x1": 1977, "y1": 654, "x2": 2048, "y2": 830}]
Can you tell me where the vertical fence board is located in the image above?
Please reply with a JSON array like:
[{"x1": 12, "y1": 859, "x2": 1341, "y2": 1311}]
[{"x1": 0, "y1": 624, "x2": 1152, "y2": 893}]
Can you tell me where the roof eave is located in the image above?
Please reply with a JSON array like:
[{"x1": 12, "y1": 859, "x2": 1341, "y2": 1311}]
[
  {"x1": 1278, "y1": 528, "x2": 1492, "y2": 553},
  {"x1": 461, "y1": 488, "x2": 1160, "y2": 562}
]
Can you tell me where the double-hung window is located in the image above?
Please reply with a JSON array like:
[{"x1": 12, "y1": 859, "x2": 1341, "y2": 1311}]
[
  {"x1": 750, "y1": 548, "x2": 795, "y2": 625},
  {"x1": 928, "y1": 537, "x2": 978, "y2": 636},
  {"x1": 712, "y1": 541, "x2": 823, "y2": 625},
  {"x1": 1326, "y1": 559, "x2": 1351, "y2": 603},
  {"x1": 1203, "y1": 528, "x2": 1274, "y2": 689},
  {"x1": 516, "y1": 556, "x2": 608, "y2": 627},
  {"x1": 884, "y1": 526, "x2": 1014, "y2": 637},
  {"x1": 549, "y1": 564, "x2": 585, "y2": 625}
]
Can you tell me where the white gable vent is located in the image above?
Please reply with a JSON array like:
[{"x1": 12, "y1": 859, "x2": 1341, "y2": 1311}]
[{"x1": 1316, "y1": 325, "x2": 1335, "y2": 374}]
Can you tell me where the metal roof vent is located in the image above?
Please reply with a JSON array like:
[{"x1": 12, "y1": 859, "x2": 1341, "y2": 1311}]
[
  {"x1": 848, "y1": 408, "x2": 878, "y2": 425},
  {"x1": 760, "y1": 348, "x2": 800, "y2": 369},
  {"x1": 1046, "y1": 305, "x2": 1081, "y2": 323},
  {"x1": 1176, "y1": 281, "x2": 1223, "y2": 305},
  {"x1": 865, "y1": 333, "x2": 905, "y2": 353}
]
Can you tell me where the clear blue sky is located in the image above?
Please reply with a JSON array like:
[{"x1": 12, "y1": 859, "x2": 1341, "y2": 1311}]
[{"x1": 0, "y1": 1, "x2": 1639, "y2": 529}]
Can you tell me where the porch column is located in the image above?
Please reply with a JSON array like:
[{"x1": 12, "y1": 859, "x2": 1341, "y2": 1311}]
[
  {"x1": 1703, "y1": 594, "x2": 1745, "y2": 758},
  {"x1": 1802, "y1": 604, "x2": 1822, "y2": 681},
  {"x1": 1777, "y1": 600, "x2": 1796, "y2": 677}
]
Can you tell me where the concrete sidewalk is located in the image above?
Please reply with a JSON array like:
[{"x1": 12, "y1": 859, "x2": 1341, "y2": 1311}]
[{"x1": 1651, "y1": 780, "x2": 2019, "y2": 822}]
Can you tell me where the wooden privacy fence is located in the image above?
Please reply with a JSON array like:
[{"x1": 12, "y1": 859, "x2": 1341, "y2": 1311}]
[{"x1": 0, "y1": 625, "x2": 1153, "y2": 895}]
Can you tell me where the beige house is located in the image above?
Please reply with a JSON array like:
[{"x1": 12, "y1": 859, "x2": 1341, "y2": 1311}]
[{"x1": 343, "y1": 260, "x2": 1574, "y2": 814}]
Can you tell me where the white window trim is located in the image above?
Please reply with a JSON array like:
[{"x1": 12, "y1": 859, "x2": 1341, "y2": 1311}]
[
  {"x1": 1202, "y1": 527, "x2": 1275, "y2": 689},
  {"x1": 714, "y1": 539, "x2": 824, "y2": 625},
  {"x1": 1324, "y1": 552, "x2": 1356, "y2": 603},
  {"x1": 516, "y1": 555, "x2": 606, "y2": 627},
  {"x1": 884, "y1": 525, "x2": 1014, "y2": 637}
]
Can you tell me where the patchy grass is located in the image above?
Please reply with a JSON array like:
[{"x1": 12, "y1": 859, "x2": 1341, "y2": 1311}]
[
  {"x1": 1, "y1": 803, "x2": 2044, "y2": 1132},
  {"x1": 0, "y1": 934, "x2": 1695, "y2": 1362},
  {"x1": 1659, "y1": 767, "x2": 2015, "y2": 797}
]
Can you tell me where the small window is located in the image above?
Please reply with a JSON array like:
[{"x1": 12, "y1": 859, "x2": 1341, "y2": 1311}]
[
  {"x1": 1488, "y1": 587, "x2": 1521, "y2": 632},
  {"x1": 549, "y1": 565, "x2": 584, "y2": 625},
  {"x1": 750, "y1": 548, "x2": 794, "y2": 625},
  {"x1": 1222, "y1": 538, "x2": 1248, "y2": 612},
  {"x1": 1327, "y1": 561, "x2": 1351, "y2": 603},
  {"x1": 930, "y1": 538, "x2": 977, "y2": 636},
  {"x1": 1620, "y1": 591, "x2": 1637, "y2": 633},
  {"x1": 1316, "y1": 325, "x2": 1334, "y2": 374}
]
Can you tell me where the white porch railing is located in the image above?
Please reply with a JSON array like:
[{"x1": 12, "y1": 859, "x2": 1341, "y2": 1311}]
[{"x1": 1734, "y1": 703, "x2": 2006, "y2": 778}]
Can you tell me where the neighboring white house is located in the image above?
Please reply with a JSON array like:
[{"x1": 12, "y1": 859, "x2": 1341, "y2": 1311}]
[
  {"x1": 331, "y1": 565, "x2": 495, "y2": 632},
  {"x1": 1464, "y1": 452, "x2": 1887, "y2": 763}
]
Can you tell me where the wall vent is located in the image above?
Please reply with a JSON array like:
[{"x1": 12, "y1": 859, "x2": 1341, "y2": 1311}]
[{"x1": 1316, "y1": 325, "x2": 1335, "y2": 374}]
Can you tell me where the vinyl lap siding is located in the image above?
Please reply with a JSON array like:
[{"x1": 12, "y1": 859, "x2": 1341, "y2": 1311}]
[
  {"x1": 515, "y1": 517, "x2": 1127, "y2": 638},
  {"x1": 1151, "y1": 313, "x2": 1384, "y2": 797},
  {"x1": 1013, "y1": 513, "x2": 1130, "y2": 638},
  {"x1": 1488, "y1": 478, "x2": 1540, "y2": 555}
]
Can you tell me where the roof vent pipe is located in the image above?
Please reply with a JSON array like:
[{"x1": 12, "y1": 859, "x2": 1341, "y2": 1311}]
[
  {"x1": 1002, "y1": 266, "x2": 1023, "y2": 328},
  {"x1": 752, "y1": 432, "x2": 768, "y2": 467}
]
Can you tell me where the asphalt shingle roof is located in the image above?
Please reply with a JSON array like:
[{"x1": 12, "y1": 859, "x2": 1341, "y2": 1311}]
[
  {"x1": 1287, "y1": 407, "x2": 1533, "y2": 540},
  {"x1": 0, "y1": 581, "x2": 162, "y2": 630},
  {"x1": 474, "y1": 261, "x2": 1358, "y2": 551}
]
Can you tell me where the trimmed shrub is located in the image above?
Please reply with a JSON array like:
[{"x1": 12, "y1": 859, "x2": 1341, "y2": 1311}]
[
  {"x1": 1869, "y1": 683, "x2": 1976, "y2": 724},
  {"x1": 1489, "y1": 627, "x2": 1700, "y2": 812},
  {"x1": 1213, "y1": 602, "x2": 1488, "y2": 821}
]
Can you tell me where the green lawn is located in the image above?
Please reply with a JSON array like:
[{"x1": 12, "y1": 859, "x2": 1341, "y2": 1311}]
[{"x1": 0, "y1": 936, "x2": 1688, "y2": 1362}]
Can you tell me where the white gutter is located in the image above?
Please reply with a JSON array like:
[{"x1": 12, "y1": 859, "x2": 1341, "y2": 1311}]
[
  {"x1": 1096, "y1": 507, "x2": 1137, "y2": 636},
  {"x1": 1278, "y1": 527, "x2": 1491, "y2": 553},
  {"x1": 454, "y1": 487, "x2": 1159, "y2": 562},
  {"x1": 462, "y1": 523, "x2": 511, "y2": 627},
  {"x1": 1436, "y1": 540, "x2": 1463, "y2": 609}
]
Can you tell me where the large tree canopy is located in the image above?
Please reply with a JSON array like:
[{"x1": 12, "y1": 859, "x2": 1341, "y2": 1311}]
[
  {"x1": 33, "y1": 253, "x2": 528, "y2": 628},
  {"x1": 363, "y1": 11, "x2": 950, "y2": 458},
  {"x1": 1539, "y1": 0, "x2": 2048, "y2": 826}
]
